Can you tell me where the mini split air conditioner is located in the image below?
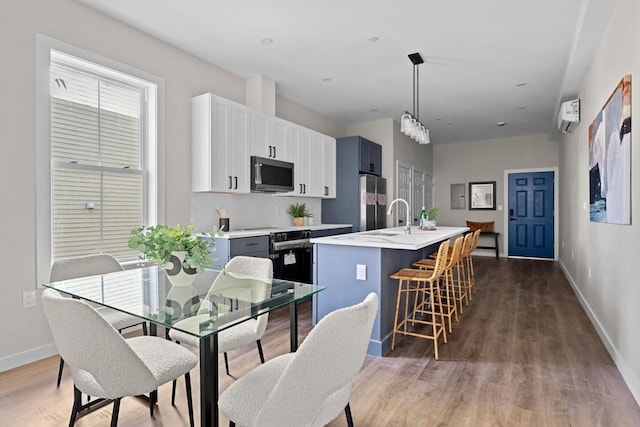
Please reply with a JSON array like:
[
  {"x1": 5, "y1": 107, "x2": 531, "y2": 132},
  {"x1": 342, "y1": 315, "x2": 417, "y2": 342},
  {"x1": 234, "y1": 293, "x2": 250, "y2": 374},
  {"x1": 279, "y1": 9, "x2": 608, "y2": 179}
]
[{"x1": 558, "y1": 99, "x2": 580, "y2": 133}]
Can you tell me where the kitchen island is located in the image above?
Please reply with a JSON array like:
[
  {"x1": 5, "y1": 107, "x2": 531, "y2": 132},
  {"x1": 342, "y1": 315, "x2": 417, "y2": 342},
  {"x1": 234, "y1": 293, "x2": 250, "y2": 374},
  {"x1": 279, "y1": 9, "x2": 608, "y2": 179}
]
[{"x1": 311, "y1": 226, "x2": 468, "y2": 356}]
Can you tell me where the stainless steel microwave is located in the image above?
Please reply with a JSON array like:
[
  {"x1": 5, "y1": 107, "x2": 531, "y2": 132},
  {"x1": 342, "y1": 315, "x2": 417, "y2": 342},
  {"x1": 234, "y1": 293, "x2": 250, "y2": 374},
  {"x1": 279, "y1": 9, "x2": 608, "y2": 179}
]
[{"x1": 250, "y1": 156, "x2": 295, "y2": 193}]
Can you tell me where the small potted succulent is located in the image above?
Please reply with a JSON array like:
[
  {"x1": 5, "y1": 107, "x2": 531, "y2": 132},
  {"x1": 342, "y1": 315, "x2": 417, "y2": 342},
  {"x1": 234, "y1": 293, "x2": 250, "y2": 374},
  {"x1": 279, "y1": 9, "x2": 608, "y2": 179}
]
[
  {"x1": 128, "y1": 223, "x2": 213, "y2": 286},
  {"x1": 286, "y1": 202, "x2": 313, "y2": 226}
]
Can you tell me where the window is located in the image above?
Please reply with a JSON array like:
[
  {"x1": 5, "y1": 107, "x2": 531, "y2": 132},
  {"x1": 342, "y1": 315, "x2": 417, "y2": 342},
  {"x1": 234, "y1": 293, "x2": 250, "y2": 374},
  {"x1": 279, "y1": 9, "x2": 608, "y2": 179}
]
[{"x1": 36, "y1": 36, "x2": 163, "y2": 285}]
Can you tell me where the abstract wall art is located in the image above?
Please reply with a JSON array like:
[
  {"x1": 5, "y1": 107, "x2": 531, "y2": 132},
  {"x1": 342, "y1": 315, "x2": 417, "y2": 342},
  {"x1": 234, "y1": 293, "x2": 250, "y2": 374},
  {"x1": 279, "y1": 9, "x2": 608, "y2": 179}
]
[{"x1": 588, "y1": 75, "x2": 632, "y2": 224}]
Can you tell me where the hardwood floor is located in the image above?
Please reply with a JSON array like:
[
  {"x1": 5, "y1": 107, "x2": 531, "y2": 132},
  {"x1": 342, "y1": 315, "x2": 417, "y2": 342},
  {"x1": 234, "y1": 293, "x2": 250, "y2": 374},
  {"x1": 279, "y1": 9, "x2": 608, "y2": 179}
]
[{"x1": 1, "y1": 257, "x2": 639, "y2": 426}]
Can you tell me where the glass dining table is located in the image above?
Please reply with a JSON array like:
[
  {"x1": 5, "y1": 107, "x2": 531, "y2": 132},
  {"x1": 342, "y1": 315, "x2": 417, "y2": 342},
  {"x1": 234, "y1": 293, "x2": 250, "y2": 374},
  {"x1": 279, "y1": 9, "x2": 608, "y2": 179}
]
[{"x1": 42, "y1": 265, "x2": 325, "y2": 427}]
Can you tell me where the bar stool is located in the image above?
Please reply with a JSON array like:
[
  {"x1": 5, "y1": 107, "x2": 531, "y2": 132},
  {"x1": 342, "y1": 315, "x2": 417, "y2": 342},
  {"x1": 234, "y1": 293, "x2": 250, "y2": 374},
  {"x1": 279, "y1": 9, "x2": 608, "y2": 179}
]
[
  {"x1": 413, "y1": 236, "x2": 464, "y2": 323},
  {"x1": 389, "y1": 240, "x2": 449, "y2": 360},
  {"x1": 465, "y1": 229, "x2": 481, "y2": 297}
]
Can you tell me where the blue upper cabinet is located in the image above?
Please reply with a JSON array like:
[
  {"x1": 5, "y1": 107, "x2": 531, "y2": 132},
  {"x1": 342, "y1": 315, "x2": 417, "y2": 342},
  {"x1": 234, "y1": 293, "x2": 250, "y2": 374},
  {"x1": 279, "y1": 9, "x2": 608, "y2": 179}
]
[{"x1": 358, "y1": 136, "x2": 382, "y2": 176}]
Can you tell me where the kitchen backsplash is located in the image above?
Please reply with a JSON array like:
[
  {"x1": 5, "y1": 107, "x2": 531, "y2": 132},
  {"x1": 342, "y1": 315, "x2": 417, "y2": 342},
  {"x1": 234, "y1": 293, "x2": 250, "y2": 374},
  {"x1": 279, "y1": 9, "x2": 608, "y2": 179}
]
[{"x1": 192, "y1": 192, "x2": 322, "y2": 233}]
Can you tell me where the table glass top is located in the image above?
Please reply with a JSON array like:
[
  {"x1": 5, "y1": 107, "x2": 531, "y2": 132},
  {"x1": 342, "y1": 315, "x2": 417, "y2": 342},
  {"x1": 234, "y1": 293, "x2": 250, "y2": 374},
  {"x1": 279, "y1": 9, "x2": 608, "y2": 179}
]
[{"x1": 42, "y1": 266, "x2": 323, "y2": 339}]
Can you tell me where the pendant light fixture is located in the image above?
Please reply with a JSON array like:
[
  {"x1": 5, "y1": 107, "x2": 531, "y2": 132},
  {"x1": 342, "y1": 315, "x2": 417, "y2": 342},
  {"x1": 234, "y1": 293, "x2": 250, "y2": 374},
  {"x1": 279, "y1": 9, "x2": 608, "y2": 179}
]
[{"x1": 400, "y1": 52, "x2": 430, "y2": 144}]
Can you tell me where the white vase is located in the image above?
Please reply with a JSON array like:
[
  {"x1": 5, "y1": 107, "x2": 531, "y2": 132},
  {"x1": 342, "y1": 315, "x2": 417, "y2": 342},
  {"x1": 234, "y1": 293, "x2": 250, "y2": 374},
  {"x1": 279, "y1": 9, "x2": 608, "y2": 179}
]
[
  {"x1": 164, "y1": 251, "x2": 198, "y2": 287},
  {"x1": 163, "y1": 251, "x2": 200, "y2": 321}
]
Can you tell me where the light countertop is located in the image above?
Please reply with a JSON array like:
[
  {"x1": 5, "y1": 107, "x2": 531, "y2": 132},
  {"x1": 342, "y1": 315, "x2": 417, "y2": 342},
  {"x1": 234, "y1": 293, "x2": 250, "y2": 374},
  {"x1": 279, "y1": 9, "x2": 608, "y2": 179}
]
[
  {"x1": 310, "y1": 226, "x2": 469, "y2": 250},
  {"x1": 212, "y1": 224, "x2": 352, "y2": 239}
]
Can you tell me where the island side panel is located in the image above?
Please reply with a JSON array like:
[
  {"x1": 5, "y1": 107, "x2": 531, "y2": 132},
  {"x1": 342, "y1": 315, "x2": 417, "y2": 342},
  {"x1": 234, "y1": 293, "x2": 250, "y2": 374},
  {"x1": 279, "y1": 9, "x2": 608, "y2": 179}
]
[{"x1": 313, "y1": 242, "x2": 440, "y2": 356}]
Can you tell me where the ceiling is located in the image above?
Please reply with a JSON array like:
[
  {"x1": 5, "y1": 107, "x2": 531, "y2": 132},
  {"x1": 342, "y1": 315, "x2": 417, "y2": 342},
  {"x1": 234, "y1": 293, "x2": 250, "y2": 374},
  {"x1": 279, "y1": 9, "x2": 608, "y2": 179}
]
[{"x1": 78, "y1": 0, "x2": 615, "y2": 144}]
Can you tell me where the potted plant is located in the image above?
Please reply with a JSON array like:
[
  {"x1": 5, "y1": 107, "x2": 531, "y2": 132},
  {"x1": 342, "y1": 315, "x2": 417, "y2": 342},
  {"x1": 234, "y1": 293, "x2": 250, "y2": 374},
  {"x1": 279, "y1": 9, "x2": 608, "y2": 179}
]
[
  {"x1": 286, "y1": 202, "x2": 313, "y2": 226},
  {"x1": 426, "y1": 206, "x2": 439, "y2": 230},
  {"x1": 128, "y1": 224, "x2": 213, "y2": 286}
]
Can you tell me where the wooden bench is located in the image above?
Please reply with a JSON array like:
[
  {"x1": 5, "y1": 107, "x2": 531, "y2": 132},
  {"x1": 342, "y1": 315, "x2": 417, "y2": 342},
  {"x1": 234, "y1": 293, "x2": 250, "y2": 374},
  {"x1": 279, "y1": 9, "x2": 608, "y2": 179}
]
[{"x1": 465, "y1": 230, "x2": 499, "y2": 258}]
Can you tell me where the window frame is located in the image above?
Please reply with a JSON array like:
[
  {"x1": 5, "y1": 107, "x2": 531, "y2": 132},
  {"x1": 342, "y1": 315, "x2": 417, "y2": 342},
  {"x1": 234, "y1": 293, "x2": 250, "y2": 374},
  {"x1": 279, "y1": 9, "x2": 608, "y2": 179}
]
[{"x1": 36, "y1": 34, "x2": 165, "y2": 287}]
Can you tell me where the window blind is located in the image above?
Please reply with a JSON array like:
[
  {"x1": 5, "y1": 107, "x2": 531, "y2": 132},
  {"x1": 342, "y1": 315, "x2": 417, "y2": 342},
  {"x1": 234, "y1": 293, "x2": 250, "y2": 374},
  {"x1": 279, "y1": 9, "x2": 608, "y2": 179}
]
[{"x1": 50, "y1": 60, "x2": 145, "y2": 262}]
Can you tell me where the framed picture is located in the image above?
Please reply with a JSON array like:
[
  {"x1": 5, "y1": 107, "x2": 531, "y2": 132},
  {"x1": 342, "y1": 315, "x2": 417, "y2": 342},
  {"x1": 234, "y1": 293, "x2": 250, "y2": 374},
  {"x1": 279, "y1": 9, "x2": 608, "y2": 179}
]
[{"x1": 469, "y1": 181, "x2": 496, "y2": 210}]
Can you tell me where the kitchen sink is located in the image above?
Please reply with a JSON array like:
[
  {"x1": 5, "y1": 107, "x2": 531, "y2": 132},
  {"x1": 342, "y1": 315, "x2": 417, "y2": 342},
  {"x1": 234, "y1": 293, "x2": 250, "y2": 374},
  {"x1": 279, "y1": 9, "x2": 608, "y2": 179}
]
[{"x1": 362, "y1": 230, "x2": 404, "y2": 236}]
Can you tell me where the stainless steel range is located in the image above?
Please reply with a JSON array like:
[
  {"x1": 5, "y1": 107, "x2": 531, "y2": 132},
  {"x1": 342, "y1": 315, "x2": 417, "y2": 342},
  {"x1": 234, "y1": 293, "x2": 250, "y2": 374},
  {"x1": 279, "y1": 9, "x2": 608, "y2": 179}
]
[{"x1": 269, "y1": 229, "x2": 312, "y2": 283}]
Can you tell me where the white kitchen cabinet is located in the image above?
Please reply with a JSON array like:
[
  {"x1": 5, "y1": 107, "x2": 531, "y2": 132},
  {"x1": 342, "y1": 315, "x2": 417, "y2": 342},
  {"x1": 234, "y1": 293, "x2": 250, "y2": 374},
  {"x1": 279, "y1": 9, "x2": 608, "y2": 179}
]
[
  {"x1": 321, "y1": 134, "x2": 337, "y2": 198},
  {"x1": 286, "y1": 125, "x2": 313, "y2": 196},
  {"x1": 192, "y1": 93, "x2": 250, "y2": 193},
  {"x1": 251, "y1": 112, "x2": 289, "y2": 161}
]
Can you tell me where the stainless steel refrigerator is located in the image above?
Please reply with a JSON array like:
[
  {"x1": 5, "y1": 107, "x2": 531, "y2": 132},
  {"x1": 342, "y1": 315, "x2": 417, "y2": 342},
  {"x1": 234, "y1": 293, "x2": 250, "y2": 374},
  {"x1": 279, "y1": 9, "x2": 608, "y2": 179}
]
[{"x1": 359, "y1": 174, "x2": 387, "y2": 231}]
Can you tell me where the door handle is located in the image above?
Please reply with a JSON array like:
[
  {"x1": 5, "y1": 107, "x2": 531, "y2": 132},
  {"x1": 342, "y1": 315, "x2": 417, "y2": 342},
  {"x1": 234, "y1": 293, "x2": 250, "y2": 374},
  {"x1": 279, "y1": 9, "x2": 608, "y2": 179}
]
[{"x1": 509, "y1": 218, "x2": 517, "y2": 221}]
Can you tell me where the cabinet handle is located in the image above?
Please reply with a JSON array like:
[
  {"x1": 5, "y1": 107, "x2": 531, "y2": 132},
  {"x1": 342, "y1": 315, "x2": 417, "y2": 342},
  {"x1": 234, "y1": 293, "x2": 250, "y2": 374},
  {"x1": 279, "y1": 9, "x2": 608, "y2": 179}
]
[
  {"x1": 324, "y1": 186, "x2": 329, "y2": 196},
  {"x1": 370, "y1": 163, "x2": 374, "y2": 172},
  {"x1": 273, "y1": 146, "x2": 277, "y2": 158},
  {"x1": 228, "y1": 176, "x2": 233, "y2": 189},
  {"x1": 303, "y1": 184, "x2": 306, "y2": 194},
  {"x1": 234, "y1": 176, "x2": 238, "y2": 189},
  {"x1": 300, "y1": 184, "x2": 304, "y2": 194}
]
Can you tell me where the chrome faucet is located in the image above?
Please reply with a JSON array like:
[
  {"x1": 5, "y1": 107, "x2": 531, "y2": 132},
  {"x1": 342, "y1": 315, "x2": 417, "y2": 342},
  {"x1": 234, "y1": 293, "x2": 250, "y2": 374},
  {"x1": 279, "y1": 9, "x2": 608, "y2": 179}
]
[{"x1": 387, "y1": 198, "x2": 411, "y2": 234}]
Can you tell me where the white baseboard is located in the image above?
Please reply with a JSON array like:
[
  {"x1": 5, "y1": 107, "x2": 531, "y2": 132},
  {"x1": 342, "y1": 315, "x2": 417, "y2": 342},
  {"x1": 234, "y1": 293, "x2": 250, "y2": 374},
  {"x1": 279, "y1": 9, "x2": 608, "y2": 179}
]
[
  {"x1": 0, "y1": 343, "x2": 58, "y2": 373},
  {"x1": 559, "y1": 260, "x2": 640, "y2": 407}
]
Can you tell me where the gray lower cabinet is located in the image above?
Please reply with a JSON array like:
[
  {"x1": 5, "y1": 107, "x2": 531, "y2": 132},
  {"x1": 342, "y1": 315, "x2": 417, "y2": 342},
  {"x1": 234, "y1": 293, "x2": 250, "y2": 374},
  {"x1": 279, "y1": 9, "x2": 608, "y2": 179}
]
[{"x1": 212, "y1": 235, "x2": 270, "y2": 267}]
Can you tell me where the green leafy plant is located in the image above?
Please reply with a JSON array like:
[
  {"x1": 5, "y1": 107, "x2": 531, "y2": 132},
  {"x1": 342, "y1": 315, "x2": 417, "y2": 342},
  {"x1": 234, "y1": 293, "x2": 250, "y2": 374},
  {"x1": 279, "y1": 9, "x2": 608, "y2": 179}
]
[
  {"x1": 128, "y1": 224, "x2": 213, "y2": 273},
  {"x1": 286, "y1": 202, "x2": 313, "y2": 218},
  {"x1": 426, "y1": 206, "x2": 439, "y2": 220}
]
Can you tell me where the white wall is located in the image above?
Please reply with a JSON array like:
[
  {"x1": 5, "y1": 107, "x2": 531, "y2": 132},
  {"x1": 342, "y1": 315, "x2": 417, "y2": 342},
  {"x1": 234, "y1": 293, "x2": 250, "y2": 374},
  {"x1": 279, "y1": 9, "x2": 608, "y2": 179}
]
[
  {"x1": 558, "y1": 0, "x2": 640, "y2": 403},
  {"x1": 433, "y1": 134, "x2": 559, "y2": 255},
  {"x1": 0, "y1": 0, "x2": 342, "y2": 370}
]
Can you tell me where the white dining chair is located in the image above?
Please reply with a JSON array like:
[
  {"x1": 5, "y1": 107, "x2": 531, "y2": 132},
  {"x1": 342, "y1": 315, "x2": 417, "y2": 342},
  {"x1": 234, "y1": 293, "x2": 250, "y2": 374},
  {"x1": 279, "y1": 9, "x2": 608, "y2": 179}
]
[
  {"x1": 49, "y1": 254, "x2": 149, "y2": 388},
  {"x1": 42, "y1": 288, "x2": 198, "y2": 427},
  {"x1": 218, "y1": 292, "x2": 378, "y2": 427},
  {"x1": 169, "y1": 256, "x2": 273, "y2": 376}
]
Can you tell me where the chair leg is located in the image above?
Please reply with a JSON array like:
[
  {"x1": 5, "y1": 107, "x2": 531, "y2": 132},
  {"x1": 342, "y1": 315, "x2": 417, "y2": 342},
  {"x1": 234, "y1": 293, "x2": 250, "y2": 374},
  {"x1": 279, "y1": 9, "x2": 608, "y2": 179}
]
[
  {"x1": 57, "y1": 358, "x2": 65, "y2": 388},
  {"x1": 149, "y1": 390, "x2": 157, "y2": 416},
  {"x1": 69, "y1": 386, "x2": 82, "y2": 427},
  {"x1": 224, "y1": 352, "x2": 230, "y2": 376},
  {"x1": 142, "y1": 322, "x2": 148, "y2": 335},
  {"x1": 185, "y1": 373, "x2": 194, "y2": 427},
  {"x1": 229, "y1": 422, "x2": 236, "y2": 427},
  {"x1": 110, "y1": 398, "x2": 121, "y2": 427},
  {"x1": 345, "y1": 402, "x2": 354, "y2": 427},
  {"x1": 171, "y1": 379, "x2": 177, "y2": 406},
  {"x1": 256, "y1": 339, "x2": 265, "y2": 363}
]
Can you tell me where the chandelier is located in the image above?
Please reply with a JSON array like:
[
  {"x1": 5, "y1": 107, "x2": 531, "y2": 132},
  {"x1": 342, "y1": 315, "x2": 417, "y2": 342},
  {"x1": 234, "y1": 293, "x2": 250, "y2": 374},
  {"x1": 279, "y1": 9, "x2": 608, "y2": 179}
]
[{"x1": 400, "y1": 52, "x2": 430, "y2": 144}]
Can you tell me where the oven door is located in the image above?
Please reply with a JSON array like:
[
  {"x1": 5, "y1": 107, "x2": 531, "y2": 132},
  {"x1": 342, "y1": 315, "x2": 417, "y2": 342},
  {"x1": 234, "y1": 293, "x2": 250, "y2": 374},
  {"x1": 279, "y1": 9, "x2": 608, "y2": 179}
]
[{"x1": 271, "y1": 246, "x2": 312, "y2": 284}]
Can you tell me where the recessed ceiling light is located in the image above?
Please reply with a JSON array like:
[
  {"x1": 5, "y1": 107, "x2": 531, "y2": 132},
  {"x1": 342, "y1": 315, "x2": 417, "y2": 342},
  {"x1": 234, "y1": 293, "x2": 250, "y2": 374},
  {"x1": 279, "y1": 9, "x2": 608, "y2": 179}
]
[
  {"x1": 261, "y1": 38, "x2": 273, "y2": 45},
  {"x1": 515, "y1": 82, "x2": 527, "y2": 87},
  {"x1": 497, "y1": 121, "x2": 506, "y2": 126},
  {"x1": 368, "y1": 36, "x2": 379, "y2": 42},
  {"x1": 321, "y1": 77, "x2": 332, "y2": 82}
]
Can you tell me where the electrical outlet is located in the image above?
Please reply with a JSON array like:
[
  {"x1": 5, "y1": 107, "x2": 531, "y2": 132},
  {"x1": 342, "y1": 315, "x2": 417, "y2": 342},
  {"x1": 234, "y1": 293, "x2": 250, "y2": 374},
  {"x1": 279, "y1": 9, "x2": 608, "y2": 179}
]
[
  {"x1": 356, "y1": 264, "x2": 367, "y2": 281},
  {"x1": 23, "y1": 290, "x2": 36, "y2": 309}
]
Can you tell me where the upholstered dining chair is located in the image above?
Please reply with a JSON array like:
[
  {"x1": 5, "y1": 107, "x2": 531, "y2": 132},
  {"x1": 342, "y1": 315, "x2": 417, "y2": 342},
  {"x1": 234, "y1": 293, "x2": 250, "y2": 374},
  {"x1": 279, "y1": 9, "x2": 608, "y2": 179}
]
[
  {"x1": 49, "y1": 254, "x2": 148, "y2": 387},
  {"x1": 169, "y1": 256, "x2": 273, "y2": 377},
  {"x1": 42, "y1": 289, "x2": 198, "y2": 427},
  {"x1": 218, "y1": 292, "x2": 378, "y2": 427}
]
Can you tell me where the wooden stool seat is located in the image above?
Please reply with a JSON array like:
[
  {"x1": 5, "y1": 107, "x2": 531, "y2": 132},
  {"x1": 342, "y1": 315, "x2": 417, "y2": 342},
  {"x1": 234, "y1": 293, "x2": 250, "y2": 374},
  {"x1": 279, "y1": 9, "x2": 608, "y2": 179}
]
[
  {"x1": 390, "y1": 240, "x2": 449, "y2": 360},
  {"x1": 412, "y1": 236, "x2": 464, "y2": 331}
]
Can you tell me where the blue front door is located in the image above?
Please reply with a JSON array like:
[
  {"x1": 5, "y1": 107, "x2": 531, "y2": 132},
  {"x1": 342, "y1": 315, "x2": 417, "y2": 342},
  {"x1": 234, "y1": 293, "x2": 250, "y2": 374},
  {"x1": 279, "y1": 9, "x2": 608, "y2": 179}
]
[{"x1": 508, "y1": 171, "x2": 554, "y2": 258}]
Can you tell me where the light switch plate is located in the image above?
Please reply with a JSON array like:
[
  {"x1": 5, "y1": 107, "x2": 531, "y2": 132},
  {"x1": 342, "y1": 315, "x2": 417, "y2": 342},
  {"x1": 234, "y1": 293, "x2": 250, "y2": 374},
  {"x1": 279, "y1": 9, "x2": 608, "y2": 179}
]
[{"x1": 356, "y1": 264, "x2": 367, "y2": 281}]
